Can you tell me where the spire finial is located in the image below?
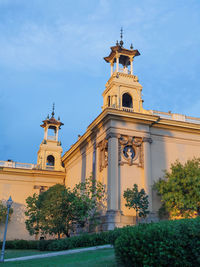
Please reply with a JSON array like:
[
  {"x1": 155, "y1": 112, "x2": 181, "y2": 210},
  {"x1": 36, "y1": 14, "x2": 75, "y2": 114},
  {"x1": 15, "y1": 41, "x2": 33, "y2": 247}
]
[
  {"x1": 120, "y1": 27, "x2": 124, "y2": 47},
  {"x1": 120, "y1": 27, "x2": 123, "y2": 40},
  {"x1": 52, "y1": 103, "x2": 55, "y2": 118}
]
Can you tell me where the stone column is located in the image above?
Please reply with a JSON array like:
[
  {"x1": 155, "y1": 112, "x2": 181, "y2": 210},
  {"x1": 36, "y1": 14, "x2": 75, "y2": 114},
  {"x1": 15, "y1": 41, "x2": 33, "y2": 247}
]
[
  {"x1": 92, "y1": 141, "x2": 96, "y2": 180},
  {"x1": 103, "y1": 132, "x2": 122, "y2": 230},
  {"x1": 143, "y1": 137, "x2": 153, "y2": 211},
  {"x1": 110, "y1": 62, "x2": 114, "y2": 76},
  {"x1": 56, "y1": 127, "x2": 59, "y2": 141},
  {"x1": 130, "y1": 57, "x2": 134, "y2": 75},
  {"x1": 44, "y1": 128, "x2": 48, "y2": 140},
  {"x1": 116, "y1": 55, "x2": 119, "y2": 72},
  {"x1": 107, "y1": 133, "x2": 119, "y2": 211}
]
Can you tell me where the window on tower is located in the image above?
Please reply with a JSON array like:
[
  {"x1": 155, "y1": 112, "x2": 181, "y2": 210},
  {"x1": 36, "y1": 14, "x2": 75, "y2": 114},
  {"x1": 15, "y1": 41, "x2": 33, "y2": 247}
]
[
  {"x1": 107, "y1": 96, "x2": 111, "y2": 107},
  {"x1": 122, "y1": 93, "x2": 133, "y2": 108},
  {"x1": 46, "y1": 155, "x2": 55, "y2": 169}
]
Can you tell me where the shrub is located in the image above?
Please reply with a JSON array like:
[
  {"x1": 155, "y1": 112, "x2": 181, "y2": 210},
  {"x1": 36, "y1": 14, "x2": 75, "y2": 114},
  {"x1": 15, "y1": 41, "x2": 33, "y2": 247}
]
[
  {"x1": 114, "y1": 218, "x2": 200, "y2": 267},
  {"x1": 0, "y1": 240, "x2": 39, "y2": 250},
  {"x1": 37, "y1": 228, "x2": 124, "y2": 251},
  {"x1": 0, "y1": 227, "x2": 125, "y2": 251},
  {"x1": 45, "y1": 231, "x2": 117, "y2": 251},
  {"x1": 38, "y1": 239, "x2": 54, "y2": 251}
]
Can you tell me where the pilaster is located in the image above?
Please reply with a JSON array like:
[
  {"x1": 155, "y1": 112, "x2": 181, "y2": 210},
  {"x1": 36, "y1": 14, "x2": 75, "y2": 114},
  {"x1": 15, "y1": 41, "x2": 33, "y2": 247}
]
[
  {"x1": 143, "y1": 137, "x2": 153, "y2": 211},
  {"x1": 106, "y1": 133, "x2": 119, "y2": 211}
]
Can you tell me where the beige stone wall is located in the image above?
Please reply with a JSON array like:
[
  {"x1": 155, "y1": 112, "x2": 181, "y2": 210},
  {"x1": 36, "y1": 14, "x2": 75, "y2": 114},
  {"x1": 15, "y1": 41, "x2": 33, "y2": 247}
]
[
  {"x1": 0, "y1": 169, "x2": 65, "y2": 240},
  {"x1": 120, "y1": 164, "x2": 143, "y2": 216},
  {"x1": 150, "y1": 128, "x2": 200, "y2": 211},
  {"x1": 63, "y1": 111, "x2": 200, "y2": 225}
]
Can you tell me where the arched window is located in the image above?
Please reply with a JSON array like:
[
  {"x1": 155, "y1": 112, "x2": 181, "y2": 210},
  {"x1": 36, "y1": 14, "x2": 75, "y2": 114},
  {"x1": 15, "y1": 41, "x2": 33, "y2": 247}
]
[
  {"x1": 107, "y1": 96, "x2": 111, "y2": 107},
  {"x1": 122, "y1": 93, "x2": 133, "y2": 108},
  {"x1": 46, "y1": 155, "x2": 55, "y2": 166}
]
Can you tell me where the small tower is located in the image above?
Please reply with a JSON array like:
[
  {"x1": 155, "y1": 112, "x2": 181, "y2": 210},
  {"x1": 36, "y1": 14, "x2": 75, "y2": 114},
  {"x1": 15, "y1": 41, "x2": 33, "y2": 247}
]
[
  {"x1": 37, "y1": 104, "x2": 64, "y2": 171},
  {"x1": 102, "y1": 29, "x2": 149, "y2": 114}
]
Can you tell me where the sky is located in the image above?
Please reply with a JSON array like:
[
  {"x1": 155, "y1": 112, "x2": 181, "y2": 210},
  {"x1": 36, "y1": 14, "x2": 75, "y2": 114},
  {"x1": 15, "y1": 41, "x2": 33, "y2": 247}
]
[{"x1": 0, "y1": 0, "x2": 200, "y2": 164}]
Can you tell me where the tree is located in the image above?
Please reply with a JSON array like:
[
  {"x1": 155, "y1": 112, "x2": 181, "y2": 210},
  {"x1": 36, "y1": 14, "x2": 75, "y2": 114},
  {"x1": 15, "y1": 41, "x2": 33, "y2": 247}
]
[
  {"x1": 123, "y1": 184, "x2": 149, "y2": 224},
  {"x1": 0, "y1": 200, "x2": 13, "y2": 223},
  {"x1": 154, "y1": 158, "x2": 200, "y2": 219},
  {"x1": 74, "y1": 176, "x2": 106, "y2": 229},
  {"x1": 25, "y1": 193, "x2": 41, "y2": 236},
  {"x1": 25, "y1": 178, "x2": 106, "y2": 239}
]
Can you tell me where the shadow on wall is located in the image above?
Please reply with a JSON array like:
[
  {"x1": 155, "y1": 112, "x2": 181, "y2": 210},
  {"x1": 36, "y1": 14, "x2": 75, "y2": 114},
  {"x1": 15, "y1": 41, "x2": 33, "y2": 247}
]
[
  {"x1": 0, "y1": 202, "x2": 34, "y2": 241},
  {"x1": 111, "y1": 116, "x2": 174, "y2": 216}
]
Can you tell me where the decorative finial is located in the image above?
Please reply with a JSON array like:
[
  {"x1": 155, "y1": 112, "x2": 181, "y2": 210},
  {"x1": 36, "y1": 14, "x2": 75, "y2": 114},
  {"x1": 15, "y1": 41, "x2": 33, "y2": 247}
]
[
  {"x1": 116, "y1": 40, "x2": 119, "y2": 46},
  {"x1": 130, "y1": 43, "x2": 133, "y2": 50},
  {"x1": 47, "y1": 114, "x2": 49, "y2": 119},
  {"x1": 52, "y1": 103, "x2": 55, "y2": 117},
  {"x1": 120, "y1": 27, "x2": 124, "y2": 47},
  {"x1": 58, "y1": 116, "x2": 60, "y2": 121}
]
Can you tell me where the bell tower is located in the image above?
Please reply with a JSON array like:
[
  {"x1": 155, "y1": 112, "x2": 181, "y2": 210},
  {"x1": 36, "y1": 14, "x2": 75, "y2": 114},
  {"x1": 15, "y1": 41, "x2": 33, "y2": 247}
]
[
  {"x1": 102, "y1": 29, "x2": 149, "y2": 114},
  {"x1": 37, "y1": 104, "x2": 64, "y2": 171}
]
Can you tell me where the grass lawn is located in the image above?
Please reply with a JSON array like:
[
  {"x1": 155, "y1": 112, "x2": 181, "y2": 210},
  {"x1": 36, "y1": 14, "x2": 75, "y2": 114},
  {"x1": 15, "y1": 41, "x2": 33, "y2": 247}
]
[
  {"x1": 3, "y1": 248, "x2": 117, "y2": 267},
  {"x1": 4, "y1": 249, "x2": 52, "y2": 259}
]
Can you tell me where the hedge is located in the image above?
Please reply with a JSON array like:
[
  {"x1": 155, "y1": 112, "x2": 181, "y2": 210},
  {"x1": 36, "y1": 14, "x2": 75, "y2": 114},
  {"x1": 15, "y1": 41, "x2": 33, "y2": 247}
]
[
  {"x1": 38, "y1": 229, "x2": 122, "y2": 251},
  {"x1": 0, "y1": 240, "x2": 39, "y2": 250},
  {"x1": 0, "y1": 228, "x2": 122, "y2": 251},
  {"x1": 114, "y1": 217, "x2": 200, "y2": 267}
]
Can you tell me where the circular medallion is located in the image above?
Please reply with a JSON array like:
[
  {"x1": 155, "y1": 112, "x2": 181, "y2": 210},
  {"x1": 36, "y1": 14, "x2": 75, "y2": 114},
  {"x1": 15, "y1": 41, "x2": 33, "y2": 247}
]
[{"x1": 123, "y1": 145, "x2": 135, "y2": 160}]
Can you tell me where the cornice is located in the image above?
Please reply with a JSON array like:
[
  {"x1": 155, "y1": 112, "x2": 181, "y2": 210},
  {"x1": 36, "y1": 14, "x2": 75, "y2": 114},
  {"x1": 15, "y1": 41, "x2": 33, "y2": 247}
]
[
  {"x1": 62, "y1": 108, "x2": 200, "y2": 162},
  {"x1": 154, "y1": 118, "x2": 200, "y2": 134},
  {"x1": 0, "y1": 167, "x2": 65, "y2": 178},
  {"x1": 62, "y1": 109, "x2": 159, "y2": 162}
]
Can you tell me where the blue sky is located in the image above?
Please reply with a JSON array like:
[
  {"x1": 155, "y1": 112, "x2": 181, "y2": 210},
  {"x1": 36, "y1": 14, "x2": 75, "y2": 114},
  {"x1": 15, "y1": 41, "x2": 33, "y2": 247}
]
[{"x1": 0, "y1": 0, "x2": 200, "y2": 163}]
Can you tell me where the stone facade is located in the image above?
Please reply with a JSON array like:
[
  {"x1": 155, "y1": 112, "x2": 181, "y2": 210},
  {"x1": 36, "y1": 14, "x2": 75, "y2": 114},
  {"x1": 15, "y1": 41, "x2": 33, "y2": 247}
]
[{"x1": 1, "y1": 40, "x2": 200, "y2": 238}]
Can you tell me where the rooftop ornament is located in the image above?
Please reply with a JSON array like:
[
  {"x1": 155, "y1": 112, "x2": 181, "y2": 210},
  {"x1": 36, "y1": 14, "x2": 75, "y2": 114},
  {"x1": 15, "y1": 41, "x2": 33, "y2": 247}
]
[
  {"x1": 104, "y1": 29, "x2": 140, "y2": 76},
  {"x1": 120, "y1": 27, "x2": 124, "y2": 47},
  {"x1": 52, "y1": 103, "x2": 55, "y2": 118}
]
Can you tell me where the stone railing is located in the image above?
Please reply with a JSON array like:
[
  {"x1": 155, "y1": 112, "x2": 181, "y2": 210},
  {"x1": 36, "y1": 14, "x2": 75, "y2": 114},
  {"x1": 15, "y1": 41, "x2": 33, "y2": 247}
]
[
  {"x1": 118, "y1": 68, "x2": 131, "y2": 74},
  {"x1": 0, "y1": 161, "x2": 57, "y2": 171},
  {"x1": 46, "y1": 166, "x2": 55, "y2": 170},
  {"x1": 0, "y1": 161, "x2": 37, "y2": 169},
  {"x1": 121, "y1": 107, "x2": 134, "y2": 113},
  {"x1": 47, "y1": 136, "x2": 56, "y2": 141},
  {"x1": 151, "y1": 110, "x2": 200, "y2": 124},
  {"x1": 106, "y1": 107, "x2": 200, "y2": 125}
]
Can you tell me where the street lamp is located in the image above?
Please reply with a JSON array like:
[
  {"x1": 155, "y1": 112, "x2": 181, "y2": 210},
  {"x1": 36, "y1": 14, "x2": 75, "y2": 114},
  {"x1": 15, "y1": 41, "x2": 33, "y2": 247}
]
[{"x1": 0, "y1": 196, "x2": 13, "y2": 263}]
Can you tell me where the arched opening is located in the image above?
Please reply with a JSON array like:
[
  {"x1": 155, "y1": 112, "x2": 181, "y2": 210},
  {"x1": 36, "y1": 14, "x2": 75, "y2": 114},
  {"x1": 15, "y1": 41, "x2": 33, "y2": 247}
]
[
  {"x1": 122, "y1": 93, "x2": 133, "y2": 108},
  {"x1": 47, "y1": 126, "x2": 57, "y2": 141},
  {"x1": 46, "y1": 155, "x2": 55, "y2": 166},
  {"x1": 107, "y1": 96, "x2": 111, "y2": 107}
]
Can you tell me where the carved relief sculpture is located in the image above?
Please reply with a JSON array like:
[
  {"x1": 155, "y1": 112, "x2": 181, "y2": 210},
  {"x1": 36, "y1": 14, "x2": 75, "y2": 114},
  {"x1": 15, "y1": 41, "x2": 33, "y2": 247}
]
[
  {"x1": 97, "y1": 139, "x2": 108, "y2": 171},
  {"x1": 118, "y1": 135, "x2": 143, "y2": 167}
]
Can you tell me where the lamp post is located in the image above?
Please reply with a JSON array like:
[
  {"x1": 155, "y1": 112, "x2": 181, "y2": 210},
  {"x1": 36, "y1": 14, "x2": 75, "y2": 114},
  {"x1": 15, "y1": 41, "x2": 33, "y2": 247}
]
[{"x1": 0, "y1": 196, "x2": 13, "y2": 263}]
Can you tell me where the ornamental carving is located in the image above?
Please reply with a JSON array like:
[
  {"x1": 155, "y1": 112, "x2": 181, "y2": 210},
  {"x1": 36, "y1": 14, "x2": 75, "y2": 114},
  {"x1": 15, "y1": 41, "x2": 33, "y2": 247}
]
[
  {"x1": 97, "y1": 139, "x2": 108, "y2": 172},
  {"x1": 118, "y1": 135, "x2": 143, "y2": 167}
]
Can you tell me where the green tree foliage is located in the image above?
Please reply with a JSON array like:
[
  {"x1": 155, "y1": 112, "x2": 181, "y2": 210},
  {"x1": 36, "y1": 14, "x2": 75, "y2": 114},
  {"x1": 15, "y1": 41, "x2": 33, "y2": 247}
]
[
  {"x1": 123, "y1": 184, "x2": 149, "y2": 223},
  {"x1": 154, "y1": 158, "x2": 200, "y2": 219},
  {"x1": 25, "y1": 193, "x2": 41, "y2": 236},
  {"x1": 25, "y1": 178, "x2": 106, "y2": 239},
  {"x1": 74, "y1": 177, "x2": 106, "y2": 228},
  {"x1": 0, "y1": 200, "x2": 13, "y2": 223}
]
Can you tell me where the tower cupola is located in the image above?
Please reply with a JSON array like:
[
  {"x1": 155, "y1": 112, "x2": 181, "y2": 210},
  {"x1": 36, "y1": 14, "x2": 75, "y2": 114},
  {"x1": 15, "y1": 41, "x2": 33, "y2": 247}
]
[
  {"x1": 37, "y1": 104, "x2": 64, "y2": 171},
  {"x1": 40, "y1": 103, "x2": 64, "y2": 142},
  {"x1": 102, "y1": 30, "x2": 149, "y2": 115},
  {"x1": 104, "y1": 28, "x2": 140, "y2": 77}
]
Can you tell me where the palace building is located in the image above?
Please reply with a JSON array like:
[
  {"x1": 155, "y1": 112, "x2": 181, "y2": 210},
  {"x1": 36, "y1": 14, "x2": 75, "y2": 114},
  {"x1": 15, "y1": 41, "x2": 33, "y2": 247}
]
[{"x1": 1, "y1": 36, "x2": 200, "y2": 239}]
